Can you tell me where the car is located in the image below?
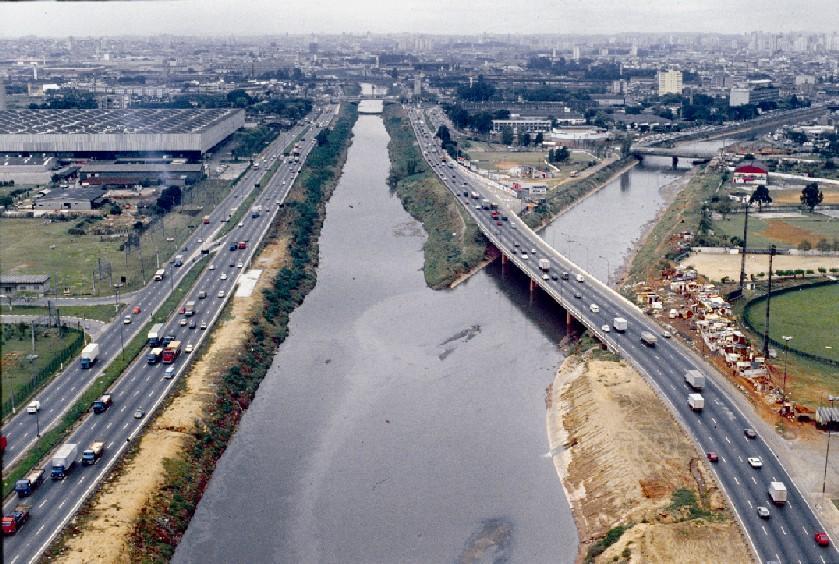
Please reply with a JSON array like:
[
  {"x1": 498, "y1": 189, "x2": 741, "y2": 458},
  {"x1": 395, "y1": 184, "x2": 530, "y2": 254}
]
[
  {"x1": 184, "y1": 344, "x2": 194, "y2": 353},
  {"x1": 744, "y1": 428, "x2": 757, "y2": 439},
  {"x1": 238, "y1": 222, "x2": 244, "y2": 228},
  {"x1": 123, "y1": 316, "x2": 132, "y2": 324},
  {"x1": 208, "y1": 264, "x2": 215, "y2": 270},
  {"x1": 530, "y1": 248, "x2": 536, "y2": 254},
  {"x1": 189, "y1": 319, "x2": 196, "y2": 329},
  {"x1": 747, "y1": 457, "x2": 763, "y2": 468},
  {"x1": 510, "y1": 223, "x2": 516, "y2": 229},
  {"x1": 164, "y1": 366, "x2": 175, "y2": 379},
  {"x1": 27, "y1": 400, "x2": 40, "y2": 414},
  {"x1": 663, "y1": 331, "x2": 672, "y2": 338},
  {"x1": 815, "y1": 532, "x2": 830, "y2": 546},
  {"x1": 132, "y1": 306, "x2": 141, "y2": 314},
  {"x1": 590, "y1": 304, "x2": 600, "y2": 313},
  {"x1": 179, "y1": 306, "x2": 186, "y2": 315},
  {"x1": 496, "y1": 221, "x2": 502, "y2": 226},
  {"x1": 236, "y1": 262, "x2": 244, "y2": 269},
  {"x1": 200, "y1": 321, "x2": 208, "y2": 330},
  {"x1": 551, "y1": 274, "x2": 558, "y2": 281},
  {"x1": 220, "y1": 273, "x2": 228, "y2": 281},
  {"x1": 229, "y1": 243, "x2": 238, "y2": 251},
  {"x1": 197, "y1": 238, "x2": 203, "y2": 244},
  {"x1": 756, "y1": 506, "x2": 771, "y2": 519},
  {"x1": 474, "y1": 205, "x2": 481, "y2": 210},
  {"x1": 573, "y1": 290, "x2": 582, "y2": 299},
  {"x1": 229, "y1": 261, "x2": 236, "y2": 267},
  {"x1": 218, "y1": 290, "x2": 225, "y2": 298},
  {"x1": 133, "y1": 409, "x2": 145, "y2": 419},
  {"x1": 542, "y1": 273, "x2": 550, "y2": 281},
  {"x1": 179, "y1": 318, "x2": 188, "y2": 327},
  {"x1": 706, "y1": 451, "x2": 719, "y2": 463},
  {"x1": 601, "y1": 324, "x2": 610, "y2": 333},
  {"x1": 513, "y1": 242, "x2": 520, "y2": 248},
  {"x1": 521, "y1": 253, "x2": 529, "y2": 260}
]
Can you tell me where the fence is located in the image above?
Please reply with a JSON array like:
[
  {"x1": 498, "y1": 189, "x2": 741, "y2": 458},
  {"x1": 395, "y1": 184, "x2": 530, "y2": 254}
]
[{"x1": 1, "y1": 327, "x2": 85, "y2": 418}]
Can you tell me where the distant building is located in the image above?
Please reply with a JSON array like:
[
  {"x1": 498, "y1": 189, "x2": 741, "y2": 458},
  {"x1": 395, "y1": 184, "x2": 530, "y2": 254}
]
[
  {"x1": 732, "y1": 164, "x2": 768, "y2": 185},
  {"x1": 34, "y1": 186, "x2": 104, "y2": 211},
  {"x1": 729, "y1": 84, "x2": 780, "y2": 107},
  {"x1": 0, "y1": 274, "x2": 51, "y2": 296},
  {"x1": 79, "y1": 161, "x2": 204, "y2": 187},
  {"x1": 657, "y1": 70, "x2": 683, "y2": 96},
  {"x1": 491, "y1": 118, "x2": 551, "y2": 135}
]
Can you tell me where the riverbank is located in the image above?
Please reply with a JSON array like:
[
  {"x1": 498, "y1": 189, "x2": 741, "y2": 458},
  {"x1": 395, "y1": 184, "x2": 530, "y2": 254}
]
[
  {"x1": 547, "y1": 353, "x2": 750, "y2": 563},
  {"x1": 382, "y1": 103, "x2": 486, "y2": 289},
  {"x1": 45, "y1": 104, "x2": 359, "y2": 562},
  {"x1": 526, "y1": 156, "x2": 638, "y2": 230}
]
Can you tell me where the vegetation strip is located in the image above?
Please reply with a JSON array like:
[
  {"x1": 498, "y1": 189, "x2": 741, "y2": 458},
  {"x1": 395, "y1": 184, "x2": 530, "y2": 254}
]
[
  {"x1": 382, "y1": 103, "x2": 487, "y2": 288},
  {"x1": 2, "y1": 304, "x2": 120, "y2": 323},
  {"x1": 1, "y1": 257, "x2": 207, "y2": 497},
  {"x1": 126, "y1": 104, "x2": 358, "y2": 561}
]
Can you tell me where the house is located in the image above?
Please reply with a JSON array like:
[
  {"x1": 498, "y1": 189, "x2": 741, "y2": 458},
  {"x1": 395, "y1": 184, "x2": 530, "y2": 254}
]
[
  {"x1": 732, "y1": 164, "x2": 768, "y2": 186},
  {"x1": 0, "y1": 275, "x2": 51, "y2": 296}
]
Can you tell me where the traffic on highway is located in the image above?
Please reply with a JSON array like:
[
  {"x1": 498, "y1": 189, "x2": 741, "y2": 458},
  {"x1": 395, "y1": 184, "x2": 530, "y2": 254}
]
[
  {"x1": 1, "y1": 105, "x2": 337, "y2": 564},
  {"x1": 409, "y1": 106, "x2": 838, "y2": 564}
]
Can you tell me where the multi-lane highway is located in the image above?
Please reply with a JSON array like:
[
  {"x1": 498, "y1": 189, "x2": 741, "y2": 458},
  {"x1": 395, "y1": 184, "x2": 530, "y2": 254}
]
[
  {"x1": 1, "y1": 105, "x2": 337, "y2": 564},
  {"x1": 1, "y1": 113, "x2": 316, "y2": 468},
  {"x1": 408, "y1": 106, "x2": 838, "y2": 564}
]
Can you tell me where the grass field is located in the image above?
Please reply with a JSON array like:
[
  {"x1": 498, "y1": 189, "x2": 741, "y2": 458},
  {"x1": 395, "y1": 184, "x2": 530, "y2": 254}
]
[
  {"x1": 2, "y1": 304, "x2": 121, "y2": 322},
  {"x1": 713, "y1": 212, "x2": 839, "y2": 249},
  {"x1": 1, "y1": 324, "x2": 84, "y2": 407},
  {"x1": 744, "y1": 284, "x2": 839, "y2": 363},
  {"x1": 0, "y1": 178, "x2": 232, "y2": 297}
]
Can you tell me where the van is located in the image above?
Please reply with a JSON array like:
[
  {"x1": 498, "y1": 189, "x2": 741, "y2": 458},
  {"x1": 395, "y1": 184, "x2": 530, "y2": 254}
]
[
  {"x1": 561, "y1": 272, "x2": 570, "y2": 281},
  {"x1": 198, "y1": 290, "x2": 207, "y2": 299},
  {"x1": 576, "y1": 273, "x2": 584, "y2": 283},
  {"x1": 590, "y1": 304, "x2": 600, "y2": 313},
  {"x1": 164, "y1": 366, "x2": 175, "y2": 379}
]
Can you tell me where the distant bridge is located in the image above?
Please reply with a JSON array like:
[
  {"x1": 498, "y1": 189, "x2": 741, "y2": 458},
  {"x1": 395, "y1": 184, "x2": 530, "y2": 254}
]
[{"x1": 631, "y1": 146, "x2": 718, "y2": 161}]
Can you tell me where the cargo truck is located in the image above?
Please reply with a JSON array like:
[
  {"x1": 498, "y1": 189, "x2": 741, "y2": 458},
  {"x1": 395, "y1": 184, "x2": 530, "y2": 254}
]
[
  {"x1": 91, "y1": 394, "x2": 112, "y2": 414},
  {"x1": 153, "y1": 268, "x2": 166, "y2": 281},
  {"x1": 184, "y1": 301, "x2": 196, "y2": 317},
  {"x1": 15, "y1": 469, "x2": 44, "y2": 497},
  {"x1": 684, "y1": 370, "x2": 705, "y2": 390},
  {"x1": 2, "y1": 505, "x2": 30, "y2": 535},
  {"x1": 538, "y1": 258, "x2": 550, "y2": 271},
  {"x1": 80, "y1": 343, "x2": 99, "y2": 369},
  {"x1": 147, "y1": 323, "x2": 165, "y2": 346},
  {"x1": 146, "y1": 347, "x2": 164, "y2": 365},
  {"x1": 613, "y1": 317, "x2": 627, "y2": 332},
  {"x1": 769, "y1": 482, "x2": 787, "y2": 505},
  {"x1": 688, "y1": 393, "x2": 705, "y2": 411},
  {"x1": 82, "y1": 441, "x2": 105, "y2": 466},
  {"x1": 162, "y1": 341, "x2": 181, "y2": 364},
  {"x1": 51, "y1": 443, "x2": 79, "y2": 480},
  {"x1": 640, "y1": 332, "x2": 658, "y2": 347}
]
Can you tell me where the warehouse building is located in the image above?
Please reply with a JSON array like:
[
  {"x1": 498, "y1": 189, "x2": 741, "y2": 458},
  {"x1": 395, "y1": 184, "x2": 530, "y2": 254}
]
[
  {"x1": 0, "y1": 108, "x2": 244, "y2": 158},
  {"x1": 33, "y1": 186, "x2": 104, "y2": 211},
  {"x1": 0, "y1": 274, "x2": 51, "y2": 296},
  {"x1": 79, "y1": 161, "x2": 204, "y2": 187}
]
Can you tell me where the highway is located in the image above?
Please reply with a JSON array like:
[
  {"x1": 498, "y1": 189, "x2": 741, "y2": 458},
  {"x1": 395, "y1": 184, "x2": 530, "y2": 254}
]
[
  {"x1": 1, "y1": 112, "x2": 317, "y2": 468},
  {"x1": 1, "y1": 104, "x2": 338, "y2": 564},
  {"x1": 408, "y1": 106, "x2": 838, "y2": 564}
]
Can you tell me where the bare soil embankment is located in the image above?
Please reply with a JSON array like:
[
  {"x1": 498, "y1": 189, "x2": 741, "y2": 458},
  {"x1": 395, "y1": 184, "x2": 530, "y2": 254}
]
[{"x1": 546, "y1": 355, "x2": 751, "y2": 563}]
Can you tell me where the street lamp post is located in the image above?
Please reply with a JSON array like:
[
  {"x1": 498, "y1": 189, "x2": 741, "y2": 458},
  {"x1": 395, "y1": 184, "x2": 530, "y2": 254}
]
[
  {"x1": 114, "y1": 283, "x2": 125, "y2": 360},
  {"x1": 781, "y1": 335, "x2": 792, "y2": 404}
]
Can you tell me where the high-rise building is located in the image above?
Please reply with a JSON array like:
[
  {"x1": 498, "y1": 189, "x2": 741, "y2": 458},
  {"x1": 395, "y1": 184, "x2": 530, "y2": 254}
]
[{"x1": 657, "y1": 69, "x2": 683, "y2": 96}]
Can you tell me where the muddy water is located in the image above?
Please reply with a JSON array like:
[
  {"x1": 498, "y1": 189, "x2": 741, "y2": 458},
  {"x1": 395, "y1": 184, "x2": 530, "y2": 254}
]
[{"x1": 175, "y1": 108, "x2": 577, "y2": 563}]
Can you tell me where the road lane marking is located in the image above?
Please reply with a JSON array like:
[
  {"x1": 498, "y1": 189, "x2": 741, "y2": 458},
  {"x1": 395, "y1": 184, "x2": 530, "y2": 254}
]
[
  {"x1": 48, "y1": 408, "x2": 55, "y2": 414},
  {"x1": 35, "y1": 524, "x2": 46, "y2": 535},
  {"x1": 122, "y1": 422, "x2": 130, "y2": 430},
  {"x1": 738, "y1": 455, "x2": 743, "y2": 462},
  {"x1": 711, "y1": 417, "x2": 717, "y2": 425},
  {"x1": 58, "y1": 499, "x2": 67, "y2": 509},
  {"x1": 733, "y1": 476, "x2": 740, "y2": 485},
  {"x1": 747, "y1": 499, "x2": 752, "y2": 508},
  {"x1": 781, "y1": 526, "x2": 787, "y2": 535},
  {"x1": 751, "y1": 476, "x2": 757, "y2": 485},
  {"x1": 802, "y1": 526, "x2": 808, "y2": 535},
  {"x1": 119, "y1": 406, "x2": 127, "y2": 413},
  {"x1": 37, "y1": 499, "x2": 48, "y2": 509},
  {"x1": 761, "y1": 525, "x2": 768, "y2": 536},
  {"x1": 107, "y1": 441, "x2": 114, "y2": 449},
  {"x1": 725, "y1": 436, "x2": 731, "y2": 444}
]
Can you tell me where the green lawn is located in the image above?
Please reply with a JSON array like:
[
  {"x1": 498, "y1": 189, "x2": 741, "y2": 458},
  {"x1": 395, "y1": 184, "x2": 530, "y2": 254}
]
[
  {"x1": 745, "y1": 284, "x2": 839, "y2": 363},
  {"x1": 2, "y1": 304, "x2": 121, "y2": 322},
  {"x1": 0, "y1": 178, "x2": 232, "y2": 297},
  {"x1": 1, "y1": 324, "x2": 85, "y2": 409}
]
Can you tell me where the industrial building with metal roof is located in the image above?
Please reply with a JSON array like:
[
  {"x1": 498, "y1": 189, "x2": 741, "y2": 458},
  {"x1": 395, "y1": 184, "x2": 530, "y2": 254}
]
[{"x1": 0, "y1": 108, "x2": 244, "y2": 156}]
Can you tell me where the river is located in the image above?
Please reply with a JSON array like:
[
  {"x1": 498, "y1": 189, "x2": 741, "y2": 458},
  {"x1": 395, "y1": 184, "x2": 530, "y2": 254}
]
[{"x1": 175, "y1": 105, "x2": 579, "y2": 563}]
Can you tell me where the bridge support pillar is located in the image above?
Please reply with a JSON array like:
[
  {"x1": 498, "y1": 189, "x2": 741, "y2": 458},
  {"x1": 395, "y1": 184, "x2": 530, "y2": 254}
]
[
  {"x1": 500, "y1": 253, "x2": 508, "y2": 265},
  {"x1": 529, "y1": 278, "x2": 537, "y2": 294},
  {"x1": 566, "y1": 309, "x2": 573, "y2": 328},
  {"x1": 672, "y1": 155, "x2": 679, "y2": 169}
]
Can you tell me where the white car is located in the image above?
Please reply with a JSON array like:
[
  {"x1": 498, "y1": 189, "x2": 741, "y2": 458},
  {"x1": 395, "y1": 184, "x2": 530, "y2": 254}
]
[
  {"x1": 542, "y1": 273, "x2": 550, "y2": 281},
  {"x1": 601, "y1": 324, "x2": 610, "y2": 333},
  {"x1": 218, "y1": 290, "x2": 226, "y2": 298},
  {"x1": 164, "y1": 366, "x2": 176, "y2": 379},
  {"x1": 663, "y1": 331, "x2": 672, "y2": 338},
  {"x1": 521, "y1": 253, "x2": 529, "y2": 260},
  {"x1": 236, "y1": 262, "x2": 244, "y2": 269},
  {"x1": 197, "y1": 238, "x2": 203, "y2": 243},
  {"x1": 747, "y1": 457, "x2": 763, "y2": 468},
  {"x1": 185, "y1": 343, "x2": 194, "y2": 354},
  {"x1": 123, "y1": 316, "x2": 132, "y2": 324},
  {"x1": 27, "y1": 400, "x2": 40, "y2": 414},
  {"x1": 220, "y1": 273, "x2": 228, "y2": 281},
  {"x1": 209, "y1": 264, "x2": 215, "y2": 270},
  {"x1": 590, "y1": 304, "x2": 600, "y2": 313}
]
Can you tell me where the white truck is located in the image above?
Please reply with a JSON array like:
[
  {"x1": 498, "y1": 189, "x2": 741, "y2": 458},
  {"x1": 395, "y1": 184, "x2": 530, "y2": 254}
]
[
  {"x1": 50, "y1": 443, "x2": 79, "y2": 480},
  {"x1": 538, "y1": 258, "x2": 550, "y2": 271},
  {"x1": 684, "y1": 370, "x2": 705, "y2": 390},
  {"x1": 688, "y1": 393, "x2": 704, "y2": 411},
  {"x1": 80, "y1": 343, "x2": 100, "y2": 369},
  {"x1": 153, "y1": 268, "x2": 166, "y2": 281},
  {"x1": 640, "y1": 331, "x2": 658, "y2": 347},
  {"x1": 612, "y1": 317, "x2": 627, "y2": 332},
  {"x1": 768, "y1": 482, "x2": 788, "y2": 505}
]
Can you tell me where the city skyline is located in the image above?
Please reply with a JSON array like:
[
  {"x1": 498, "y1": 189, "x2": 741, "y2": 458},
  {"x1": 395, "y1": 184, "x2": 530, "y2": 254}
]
[{"x1": 2, "y1": 0, "x2": 838, "y2": 38}]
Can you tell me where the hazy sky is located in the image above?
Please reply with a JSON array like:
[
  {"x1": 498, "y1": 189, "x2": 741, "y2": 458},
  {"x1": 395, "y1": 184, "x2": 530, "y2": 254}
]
[{"x1": 2, "y1": 0, "x2": 837, "y2": 37}]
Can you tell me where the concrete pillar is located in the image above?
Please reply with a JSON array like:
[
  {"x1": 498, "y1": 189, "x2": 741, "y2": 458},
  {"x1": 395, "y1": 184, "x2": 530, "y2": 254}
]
[{"x1": 672, "y1": 155, "x2": 679, "y2": 169}]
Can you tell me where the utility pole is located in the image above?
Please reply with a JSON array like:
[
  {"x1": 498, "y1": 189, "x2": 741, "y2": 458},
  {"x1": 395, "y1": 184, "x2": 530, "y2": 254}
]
[
  {"x1": 762, "y1": 245, "x2": 776, "y2": 359},
  {"x1": 781, "y1": 335, "x2": 792, "y2": 403},
  {"x1": 823, "y1": 396, "x2": 836, "y2": 499},
  {"x1": 738, "y1": 201, "x2": 751, "y2": 295},
  {"x1": 31, "y1": 319, "x2": 35, "y2": 354}
]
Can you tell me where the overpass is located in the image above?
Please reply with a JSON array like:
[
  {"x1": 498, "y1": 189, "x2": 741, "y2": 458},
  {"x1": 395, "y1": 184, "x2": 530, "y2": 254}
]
[
  {"x1": 631, "y1": 145, "x2": 718, "y2": 164},
  {"x1": 408, "y1": 105, "x2": 838, "y2": 564}
]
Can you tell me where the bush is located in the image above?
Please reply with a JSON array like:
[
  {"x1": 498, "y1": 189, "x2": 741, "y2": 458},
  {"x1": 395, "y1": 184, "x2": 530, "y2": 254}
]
[{"x1": 798, "y1": 239, "x2": 812, "y2": 251}]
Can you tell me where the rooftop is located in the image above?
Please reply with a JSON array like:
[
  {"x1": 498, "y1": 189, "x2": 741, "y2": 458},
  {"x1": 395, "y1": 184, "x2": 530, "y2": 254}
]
[
  {"x1": 0, "y1": 109, "x2": 242, "y2": 136},
  {"x1": 0, "y1": 274, "x2": 51, "y2": 284}
]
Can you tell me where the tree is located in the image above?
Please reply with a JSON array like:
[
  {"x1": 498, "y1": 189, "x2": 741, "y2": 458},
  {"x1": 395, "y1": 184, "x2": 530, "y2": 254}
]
[
  {"x1": 0, "y1": 195, "x2": 13, "y2": 208},
  {"x1": 749, "y1": 185, "x2": 772, "y2": 211},
  {"x1": 521, "y1": 132, "x2": 531, "y2": 147},
  {"x1": 555, "y1": 146, "x2": 570, "y2": 162},
  {"x1": 315, "y1": 129, "x2": 330, "y2": 146},
  {"x1": 798, "y1": 239, "x2": 812, "y2": 251},
  {"x1": 226, "y1": 89, "x2": 253, "y2": 108},
  {"x1": 155, "y1": 186, "x2": 182, "y2": 212},
  {"x1": 717, "y1": 198, "x2": 732, "y2": 219},
  {"x1": 470, "y1": 112, "x2": 493, "y2": 134},
  {"x1": 534, "y1": 132, "x2": 544, "y2": 146},
  {"x1": 109, "y1": 203, "x2": 122, "y2": 215},
  {"x1": 816, "y1": 238, "x2": 831, "y2": 251},
  {"x1": 435, "y1": 125, "x2": 451, "y2": 145},
  {"x1": 800, "y1": 182, "x2": 823, "y2": 211},
  {"x1": 500, "y1": 126, "x2": 514, "y2": 146}
]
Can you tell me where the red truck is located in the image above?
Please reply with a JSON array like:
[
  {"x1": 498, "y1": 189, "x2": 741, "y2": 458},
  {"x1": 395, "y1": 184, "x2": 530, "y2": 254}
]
[
  {"x1": 2, "y1": 505, "x2": 30, "y2": 535},
  {"x1": 162, "y1": 341, "x2": 181, "y2": 364}
]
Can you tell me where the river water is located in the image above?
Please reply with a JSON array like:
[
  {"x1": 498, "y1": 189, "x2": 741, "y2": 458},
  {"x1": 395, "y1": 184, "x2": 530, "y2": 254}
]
[{"x1": 175, "y1": 106, "x2": 578, "y2": 563}]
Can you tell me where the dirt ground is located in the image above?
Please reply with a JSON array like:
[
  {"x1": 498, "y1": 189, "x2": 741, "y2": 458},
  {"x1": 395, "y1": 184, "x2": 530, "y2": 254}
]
[
  {"x1": 681, "y1": 252, "x2": 839, "y2": 282},
  {"x1": 772, "y1": 187, "x2": 839, "y2": 205},
  {"x1": 547, "y1": 355, "x2": 751, "y2": 563},
  {"x1": 56, "y1": 237, "x2": 289, "y2": 563}
]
